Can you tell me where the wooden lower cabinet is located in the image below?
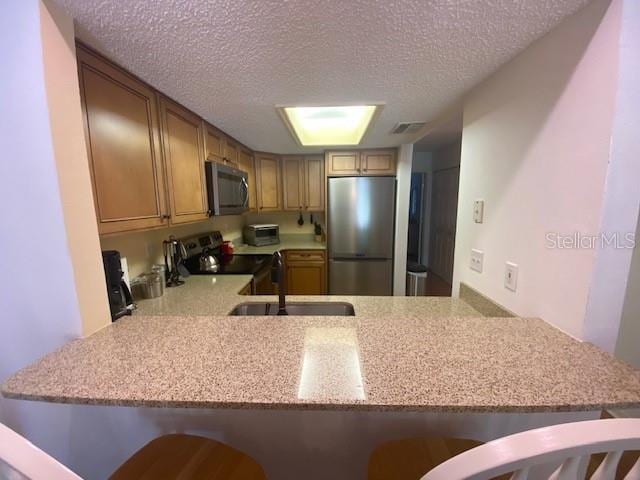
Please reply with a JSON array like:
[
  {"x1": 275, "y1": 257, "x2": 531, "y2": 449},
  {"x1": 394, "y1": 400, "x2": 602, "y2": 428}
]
[{"x1": 284, "y1": 250, "x2": 326, "y2": 295}]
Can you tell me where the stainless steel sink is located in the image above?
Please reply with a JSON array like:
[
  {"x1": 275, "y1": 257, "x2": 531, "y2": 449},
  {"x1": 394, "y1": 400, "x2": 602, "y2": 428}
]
[{"x1": 229, "y1": 302, "x2": 355, "y2": 316}]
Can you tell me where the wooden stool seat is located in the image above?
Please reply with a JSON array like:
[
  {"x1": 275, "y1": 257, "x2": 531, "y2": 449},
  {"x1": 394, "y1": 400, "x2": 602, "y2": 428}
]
[
  {"x1": 368, "y1": 437, "x2": 510, "y2": 480},
  {"x1": 109, "y1": 434, "x2": 266, "y2": 480}
]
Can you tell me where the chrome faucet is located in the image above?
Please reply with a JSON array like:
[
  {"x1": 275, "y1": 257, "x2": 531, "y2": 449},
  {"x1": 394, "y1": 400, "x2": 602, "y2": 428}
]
[{"x1": 271, "y1": 251, "x2": 287, "y2": 315}]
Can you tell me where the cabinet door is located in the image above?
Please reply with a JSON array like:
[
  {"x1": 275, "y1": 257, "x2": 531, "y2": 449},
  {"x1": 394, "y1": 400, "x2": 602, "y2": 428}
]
[
  {"x1": 285, "y1": 250, "x2": 326, "y2": 295},
  {"x1": 224, "y1": 138, "x2": 239, "y2": 167},
  {"x1": 77, "y1": 46, "x2": 168, "y2": 235},
  {"x1": 238, "y1": 148, "x2": 257, "y2": 211},
  {"x1": 159, "y1": 97, "x2": 208, "y2": 224},
  {"x1": 203, "y1": 122, "x2": 225, "y2": 163},
  {"x1": 304, "y1": 155, "x2": 325, "y2": 211},
  {"x1": 326, "y1": 151, "x2": 360, "y2": 176},
  {"x1": 255, "y1": 153, "x2": 282, "y2": 211},
  {"x1": 361, "y1": 149, "x2": 396, "y2": 175},
  {"x1": 282, "y1": 156, "x2": 304, "y2": 211}
]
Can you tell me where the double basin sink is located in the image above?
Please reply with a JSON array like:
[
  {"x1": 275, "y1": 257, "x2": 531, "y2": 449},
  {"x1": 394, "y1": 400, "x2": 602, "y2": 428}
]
[{"x1": 229, "y1": 302, "x2": 355, "y2": 316}]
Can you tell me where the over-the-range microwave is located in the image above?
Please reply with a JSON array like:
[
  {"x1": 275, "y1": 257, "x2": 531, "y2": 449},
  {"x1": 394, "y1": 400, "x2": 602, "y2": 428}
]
[{"x1": 205, "y1": 161, "x2": 249, "y2": 216}]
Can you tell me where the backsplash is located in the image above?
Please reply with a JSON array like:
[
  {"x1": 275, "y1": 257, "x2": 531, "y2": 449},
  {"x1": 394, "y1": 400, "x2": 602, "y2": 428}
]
[
  {"x1": 100, "y1": 216, "x2": 245, "y2": 279},
  {"x1": 100, "y1": 211, "x2": 325, "y2": 278},
  {"x1": 243, "y1": 212, "x2": 325, "y2": 235}
]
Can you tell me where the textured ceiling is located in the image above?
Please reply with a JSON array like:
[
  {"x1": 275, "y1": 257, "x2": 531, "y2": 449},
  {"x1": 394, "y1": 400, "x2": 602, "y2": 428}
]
[{"x1": 54, "y1": 0, "x2": 590, "y2": 154}]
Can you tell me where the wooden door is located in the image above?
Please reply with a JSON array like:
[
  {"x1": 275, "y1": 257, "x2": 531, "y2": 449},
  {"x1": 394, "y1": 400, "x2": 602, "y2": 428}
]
[
  {"x1": 77, "y1": 46, "x2": 168, "y2": 235},
  {"x1": 285, "y1": 250, "x2": 326, "y2": 295},
  {"x1": 361, "y1": 150, "x2": 396, "y2": 175},
  {"x1": 238, "y1": 148, "x2": 257, "y2": 211},
  {"x1": 159, "y1": 97, "x2": 208, "y2": 225},
  {"x1": 224, "y1": 138, "x2": 239, "y2": 167},
  {"x1": 202, "y1": 122, "x2": 225, "y2": 163},
  {"x1": 282, "y1": 156, "x2": 305, "y2": 211},
  {"x1": 429, "y1": 167, "x2": 460, "y2": 284},
  {"x1": 255, "y1": 153, "x2": 282, "y2": 211},
  {"x1": 326, "y1": 151, "x2": 360, "y2": 176},
  {"x1": 304, "y1": 155, "x2": 324, "y2": 211}
]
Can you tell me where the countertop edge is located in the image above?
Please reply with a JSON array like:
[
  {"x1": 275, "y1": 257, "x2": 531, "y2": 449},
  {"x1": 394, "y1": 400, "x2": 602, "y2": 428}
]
[{"x1": 3, "y1": 389, "x2": 638, "y2": 414}]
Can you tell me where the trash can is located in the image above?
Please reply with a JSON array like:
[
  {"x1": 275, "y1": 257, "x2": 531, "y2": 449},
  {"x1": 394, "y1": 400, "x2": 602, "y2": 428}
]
[{"x1": 406, "y1": 263, "x2": 428, "y2": 296}]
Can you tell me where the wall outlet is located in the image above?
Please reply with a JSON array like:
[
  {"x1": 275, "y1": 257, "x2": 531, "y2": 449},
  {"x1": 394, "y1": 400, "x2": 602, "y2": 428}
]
[
  {"x1": 470, "y1": 249, "x2": 484, "y2": 273},
  {"x1": 473, "y1": 200, "x2": 484, "y2": 223},
  {"x1": 505, "y1": 262, "x2": 518, "y2": 291}
]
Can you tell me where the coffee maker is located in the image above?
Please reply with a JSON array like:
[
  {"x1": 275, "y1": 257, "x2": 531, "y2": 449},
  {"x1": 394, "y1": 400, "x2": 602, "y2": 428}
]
[{"x1": 102, "y1": 250, "x2": 134, "y2": 321}]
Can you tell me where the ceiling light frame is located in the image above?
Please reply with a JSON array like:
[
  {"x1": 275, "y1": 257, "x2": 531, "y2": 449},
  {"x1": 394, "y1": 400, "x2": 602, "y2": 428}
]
[{"x1": 276, "y1": 103, "x2": 384, "y2": 147}]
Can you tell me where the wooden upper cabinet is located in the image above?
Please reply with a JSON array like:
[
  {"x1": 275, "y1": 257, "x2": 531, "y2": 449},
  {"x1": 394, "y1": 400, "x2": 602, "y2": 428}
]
[
  {"x1": 304, "y1": 155, "x2": 324, "y2": 211},
  {"x1": 282, "y1": 156, "x2": 305, "y2": 211},
  {"x1": 326, "y1": 149, "x2": 397, "y2": 176},
  {"x1": 255, "y1": 153, "x2": 282, "y2": 211},
  {"x1": 326, "y1": 151, "x2": 361, "y2": 176},
  {"x1": 361, "y1": 149, "x2": 396, "y2": 175},
  {"x1": 77, "y1": 46, "x2": 168, "y2": 235},
  {"x1": 224, "y1": 138, "x2": 239, "y2": 167},
  {"x1": 238, "y1": 148, "x2": 257, "y2": 211},
  {"x1": 202, "y1": 122, "x2": 225, "y2": 163},
  {"x1": 159, "y1": 97, "x2": 208, "y2": 225}
]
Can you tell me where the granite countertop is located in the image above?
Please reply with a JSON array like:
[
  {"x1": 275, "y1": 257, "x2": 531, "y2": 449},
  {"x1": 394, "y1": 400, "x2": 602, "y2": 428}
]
[
  {"x1": 4, "y1": 272, "x2": 640, "y2": 413},
  {"x1": 3, "y1": 313, "x2": 640, "y2": 412},
  {"x1": 233, "y1": 233, "x2": 325, "y2": 255}
]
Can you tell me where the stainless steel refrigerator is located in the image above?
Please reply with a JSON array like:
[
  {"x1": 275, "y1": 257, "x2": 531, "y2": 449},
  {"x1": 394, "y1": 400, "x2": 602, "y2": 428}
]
[{"x1": 328, "y1": 176, "x2": 396, "y2": 295}]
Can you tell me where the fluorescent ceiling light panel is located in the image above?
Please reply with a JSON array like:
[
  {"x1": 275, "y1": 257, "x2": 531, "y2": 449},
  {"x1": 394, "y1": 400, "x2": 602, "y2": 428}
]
[{"x1": 279, "y1": 105, "x2": 379, "y2": 146}]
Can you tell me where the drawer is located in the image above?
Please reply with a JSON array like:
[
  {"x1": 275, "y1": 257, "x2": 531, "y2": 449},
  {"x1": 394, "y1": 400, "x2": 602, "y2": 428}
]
[{"x1": 285, "y1": 250, "x2": 325, "y2": 262}]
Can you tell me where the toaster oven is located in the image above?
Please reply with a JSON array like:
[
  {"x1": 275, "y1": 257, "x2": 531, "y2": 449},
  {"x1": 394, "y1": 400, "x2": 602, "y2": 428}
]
[{"x1": 243, "y1": 224, "x2": 280, "y2": 246}]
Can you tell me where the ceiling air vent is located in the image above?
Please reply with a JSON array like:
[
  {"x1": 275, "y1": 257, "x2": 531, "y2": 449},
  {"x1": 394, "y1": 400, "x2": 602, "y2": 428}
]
[{"x1": 391, "y1": 122, "x2": 426, "y2": 134}]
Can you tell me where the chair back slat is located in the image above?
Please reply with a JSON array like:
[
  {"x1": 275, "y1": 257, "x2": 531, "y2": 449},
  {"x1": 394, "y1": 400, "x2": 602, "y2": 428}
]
[
  {"x1": 549, "y1": 456, "x2": 581, "y2": 480},
  {"x1": 0, "y1": 423, "x2": 82, "y2": 480},
  {"x1": 421, "y1": 419, "x2": 640, "y2": 480},
  {"x1": 510, "y1": 467, "x2": 529, "y2": 480},
  {"x1": 591, "y1": 451, "x2": 623, "y2": 480},
  {"x1": 623, "y1": 456, "x2": 640, "y2": 480}
]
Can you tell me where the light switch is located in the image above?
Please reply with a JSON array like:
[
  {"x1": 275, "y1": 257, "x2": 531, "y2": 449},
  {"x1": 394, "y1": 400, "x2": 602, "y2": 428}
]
[
  {"x1": 470, "y1": 249, "x2": 483, "y2": 273},
  {"x1": 505, "y1": 262, "x2": 518, "y2": 291},
  {"x1": 473, "y1": 200, "x2": 484, "y2": 223}
]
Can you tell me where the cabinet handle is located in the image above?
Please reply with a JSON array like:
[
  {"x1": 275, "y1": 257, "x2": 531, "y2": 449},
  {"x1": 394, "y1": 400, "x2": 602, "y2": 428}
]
[{"x1": 161, "y1": 214, "x2": 171, "y2": 219}]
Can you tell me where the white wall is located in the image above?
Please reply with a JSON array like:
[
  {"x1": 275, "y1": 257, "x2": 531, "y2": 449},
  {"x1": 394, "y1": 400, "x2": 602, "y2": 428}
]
[
  {"x1": 0, "y1": 0, "x2": 83, "y2": 460},
  {"x1": 616, "y1": 214, "x2": 640, "y2": 367},
  {"x1": 40, "y1": 0, "x2": 111, "y2": 336},
  {"x1": 452, "y1": 0, "x2": 623, "y2": 340},
  {"x1": 612, "y1": 0, "x2": 640, "y2": 364},
  {"x1": 393, "y1": 144, "x2": 413, "y2": 295},
  {"x1": 583, "y1": 0, "x2": 640, "y2": 352}
]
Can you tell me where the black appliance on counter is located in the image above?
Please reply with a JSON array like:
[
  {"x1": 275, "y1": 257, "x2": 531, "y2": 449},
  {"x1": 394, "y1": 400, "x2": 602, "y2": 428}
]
[
  {"x1": 102, "y1": 250, "x2": 134, "y2": 321},
  {"x1": 182, "y1": 231, "x2": 272, "y2": 294}
]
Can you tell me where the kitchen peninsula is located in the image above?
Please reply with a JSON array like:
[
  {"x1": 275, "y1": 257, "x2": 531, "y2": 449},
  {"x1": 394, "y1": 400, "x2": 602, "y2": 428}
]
[{"x1": 3, "y1": 287, "x2": 640, "y2": 411}]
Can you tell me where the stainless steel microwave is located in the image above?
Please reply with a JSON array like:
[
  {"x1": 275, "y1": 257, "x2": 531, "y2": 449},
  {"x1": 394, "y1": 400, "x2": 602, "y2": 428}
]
[
  {"x1": 205, "y1": 162, "x2": 249, "y2": 216},
  {"x1": 243, "y1": 224, "x2": 280, "y2": 246}
]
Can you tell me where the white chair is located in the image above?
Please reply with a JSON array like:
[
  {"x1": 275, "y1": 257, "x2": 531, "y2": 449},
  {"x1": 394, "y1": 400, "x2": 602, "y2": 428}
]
[
  {"x1": 1, "y1": 422, "x2": 266, "y2": 480},
  {"x1": 0, "y1": 422, "x2": 82, "y2": 480},
  {"x1": 421, "y1": 418, "x2": 640, "y2": 480}
]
